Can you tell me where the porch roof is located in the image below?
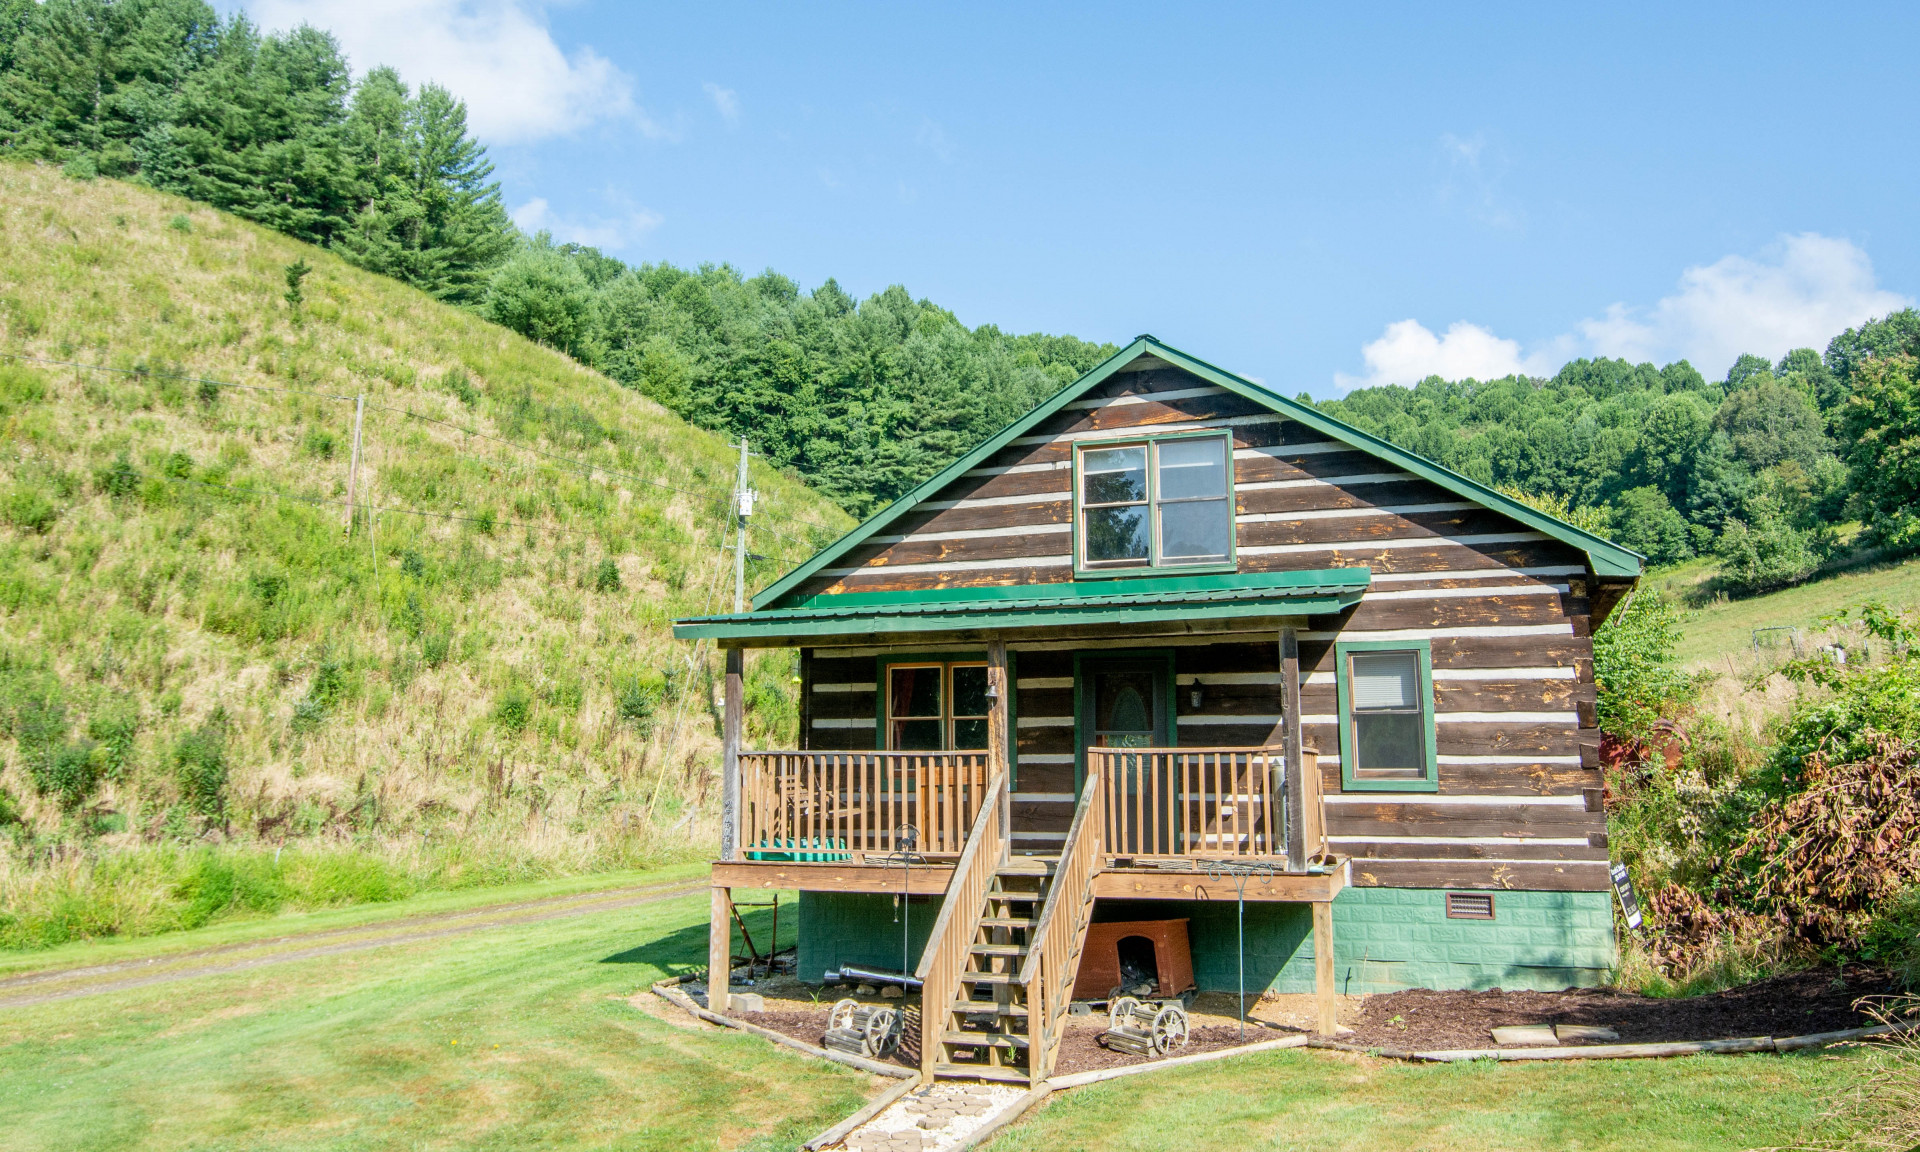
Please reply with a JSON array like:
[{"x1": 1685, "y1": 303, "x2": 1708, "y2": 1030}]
[{"x1": 671, "y1": 567, "x2": 1370, "y2": 643}]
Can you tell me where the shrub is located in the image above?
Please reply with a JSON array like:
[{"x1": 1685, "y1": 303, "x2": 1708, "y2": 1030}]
[
  {"x1": 615, "y1": 674, "x2": 662, "y2": 732},
  {"x1": 1592, "y1": 591, "x2": 1699, "y2": 743},
  {"x1": 593, "y1": 558, "x2": 621, "y2": 593},
  {"x1": 96, "y1": 453, "x2": 141, "y2": 499},
  {"x1": 0, "y1": 785, "x2": 18, "y2": 827},
  {"x1": 441, "y1": 367, "x2": 478, "y2": 407},
  {"x1": 32, "y1": 739, "x2": 104, "y2": 811},
  {"x1": 87, "y1": 698, "x2": 140, "y2": 779},
  {"x1": 162, "y1": 451, "x2": 193, "y2": 479},
  {"x1": 174, "y1": 710, "x2": 230, "y2": 819},
  {"x1": 4, "y1": 485, "x2": 59, "y2": 534},
  {"x1": 168, "y1": 214, "x2": 191, "y2": 232},
  {"x1": 1714, "y1": 494, "x2": 1821, "y2": 595},
  {"x1": 492, "y1": 685, "x2": 532, "y2": 734}
]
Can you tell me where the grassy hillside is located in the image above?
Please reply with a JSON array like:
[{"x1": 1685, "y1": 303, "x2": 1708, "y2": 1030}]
[
  {"x1": 1654, "y1": 551, "x2": 1920, "y2": 670},
  {"x1": 0, "y1": 162, "x2": 853, "y2": 945}
]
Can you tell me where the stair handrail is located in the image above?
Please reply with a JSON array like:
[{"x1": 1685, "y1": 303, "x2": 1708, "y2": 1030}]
[
  {"x1": 914, "y1": 771, "x2": 1006, "y2": 1077},
  {"x1": 1016, "y1": 764, "x2": 1106, "y2": 1083}
]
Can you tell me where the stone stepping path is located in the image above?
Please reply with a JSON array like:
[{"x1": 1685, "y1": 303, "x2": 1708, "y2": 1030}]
[{"x1": 839, "y1": 1083, "x2": 1024, "y2": 1152}]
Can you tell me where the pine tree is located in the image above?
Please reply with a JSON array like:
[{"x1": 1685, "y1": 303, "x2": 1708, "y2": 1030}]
[{"x1": 335, "y1": 77, "x2": 511, "y2": 303}]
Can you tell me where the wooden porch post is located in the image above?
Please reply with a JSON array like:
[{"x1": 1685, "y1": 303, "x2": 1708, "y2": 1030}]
[
  {"x1": 709, "y1": 886, "x2": 733, "y2": 1014},
  {"x1": 1280, "y1": 627, "x2": 1307, "y2": 871},
  {"x1": 721, "y1": 647, "x2": 744, "y2": 862},
  {"x1": 1312, "y1": 899, "x2": 1337, "y2": 1035},
  {"x1": 987, "y1": 639, "x2": 1010, "y2": 865}
]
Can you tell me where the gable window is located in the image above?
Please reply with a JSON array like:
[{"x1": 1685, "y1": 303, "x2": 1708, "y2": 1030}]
[
  {"x1": 883, "y1": 660, "x2": 989, "y2": 750},
  {"x1": 1076, "y1": 433, "x2": 1233, "y2": 574},
  {"x1": 1334, "y1": 640, "x2": 1437, "y2": 792}
]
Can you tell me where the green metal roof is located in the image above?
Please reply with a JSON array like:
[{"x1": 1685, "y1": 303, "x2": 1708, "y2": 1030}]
[
  {"x1": 673, "y1": 568, "x2": 1370, "y2": 642},
  {"x1": 746, "y1": 336, "x2": 1643, "y2": 613}
]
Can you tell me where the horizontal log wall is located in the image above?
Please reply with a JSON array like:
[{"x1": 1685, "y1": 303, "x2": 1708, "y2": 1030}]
[{"x1": 791, "y1": 357, "x2": 1608, "y2": 889}]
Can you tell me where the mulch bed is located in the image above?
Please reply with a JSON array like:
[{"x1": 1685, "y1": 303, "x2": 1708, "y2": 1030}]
[
  {"x1": 1342, "y1": 965, "x2": 1904, "y2": 1051},
  {"x1": 1051, "y1": 1022, "x2": 1259, "y2": 1075},
  {"x1": 738, "y1": 1003, "x2": 1265, "y2": 1076},
  {"x1": 742, "y1": 1006, "x2": 921, "y2": 1070}
]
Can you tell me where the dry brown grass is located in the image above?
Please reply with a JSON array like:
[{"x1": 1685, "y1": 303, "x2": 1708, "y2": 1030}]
[{"x1": 0, "y1": 161, "x2": 852, "y2": 942}]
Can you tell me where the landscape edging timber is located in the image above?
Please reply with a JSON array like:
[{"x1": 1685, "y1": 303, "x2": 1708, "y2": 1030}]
[
  {"x1": 648, "y1": 978, "x2": 916, "y2": 1079},
  {"x1": 1307, "y1": 1021, "x2": 1908, "y2": 1062}
]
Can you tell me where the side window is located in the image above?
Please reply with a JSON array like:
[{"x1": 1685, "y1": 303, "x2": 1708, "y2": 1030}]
[
  {"x1": 1335, "y1": 641, "x2": 1436, "y2": 792},
  {"x1": 1076, "y1": 434, "x2": 1233, "y2": 573},
  {"x1": 885, "y1": 661, "x2": 990, "y2": 750}
]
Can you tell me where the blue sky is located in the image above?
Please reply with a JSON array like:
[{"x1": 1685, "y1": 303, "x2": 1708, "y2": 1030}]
[{"x1": 245, "y1": 2, "x2": 1918, "y2": 397}]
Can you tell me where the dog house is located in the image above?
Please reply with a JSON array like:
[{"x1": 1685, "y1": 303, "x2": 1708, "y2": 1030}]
[{"x1": 1074, "y1": 919, "x2": 1196, "y2": 1000}]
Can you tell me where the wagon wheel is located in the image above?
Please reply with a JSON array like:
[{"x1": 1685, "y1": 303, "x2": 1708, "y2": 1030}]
[
  {"x1": 864, "y1": 1006, "x2": 902, "y2": 1057},
  {"x1": 1108, "y1": 996, "x2": 1140, "y2": 1031},
  {"x1": 1151, "y1": 1005, "x2": 1190, "y2": 1054},
  {"x1": 828, "y1": 998, "x2": 859, "y2": 1033}
]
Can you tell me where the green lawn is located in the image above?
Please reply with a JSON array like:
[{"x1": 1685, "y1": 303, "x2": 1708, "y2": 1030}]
[
  {"x1": 1655, "y1": 551, "x2": 1920, "y2": 668},
  {"x1": 1, "y1": 865, "x2": 1880, "y2": 1152},
  {"x1": 989, "y1": 1046, "x2": 1872, "y2": 1152},
  {"x1": 0, "y1": 870, "x2": 864, "y2": 1152}
]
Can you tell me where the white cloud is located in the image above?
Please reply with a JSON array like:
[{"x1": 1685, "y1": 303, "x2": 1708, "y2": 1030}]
[
  {"x1": 511, "y1": 197, "x2": 662, "y2": 251},
  {"x1": 1575, "y1": 233, "x2": 1912, "y2": 373},
  {"x1": 244, "y1": 0, "x2": 649, "y2": 144},
  {"x1": 1335, "y1": 233, "x2": 1913, "y2": 392},
  {"x1": 703, "y1": 82, "x2": 740, "y2": 126},
  {"x1": 1335, "y1": 319, "x2": 1549, "y2": 392}
]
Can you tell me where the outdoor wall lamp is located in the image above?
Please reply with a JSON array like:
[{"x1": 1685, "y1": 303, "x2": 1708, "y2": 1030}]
[{"x1": 1189, "y1": 680, "x2": 1204, "y2": 709}]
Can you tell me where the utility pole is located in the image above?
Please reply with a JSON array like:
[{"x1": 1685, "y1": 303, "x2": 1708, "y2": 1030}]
[
  {"x1": 720, "y1": 436, "x2": 755, "y2": 866},
  {"x1": 732, "y1": 438, "x2": 755, "y2": 613},
  {"x1": 343, "y1": 394, "x2": 364, "y2": 535}
]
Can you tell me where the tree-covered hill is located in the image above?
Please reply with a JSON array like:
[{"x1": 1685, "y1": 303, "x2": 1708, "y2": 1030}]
[
  {"x1": 1318, "y1": 316, "x2": 1920, "y2": 592},
  {"x1": 0, "y1": 0, "x2": 1118, "y2": 520},
  {"x1": 0, "y1": 161, "x2": 854, "y2": 944}
]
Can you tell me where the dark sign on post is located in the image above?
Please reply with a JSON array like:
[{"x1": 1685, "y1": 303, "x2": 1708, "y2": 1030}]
[{"x1": 1610, "y1": 863, "x2": 1643, "y2": 931}]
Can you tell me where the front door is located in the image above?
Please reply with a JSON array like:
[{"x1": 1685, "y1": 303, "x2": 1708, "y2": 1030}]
[{"x1": 1077, "y1": 656, "x2": 1172, "y2": 821}]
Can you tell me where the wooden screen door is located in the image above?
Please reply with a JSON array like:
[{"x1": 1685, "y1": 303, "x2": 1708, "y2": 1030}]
[{"x1": 1078, "y1": 657, "x2": 1172, "y2": 847}]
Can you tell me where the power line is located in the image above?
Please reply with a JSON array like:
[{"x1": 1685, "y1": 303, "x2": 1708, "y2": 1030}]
[
  {"x1": 4, "y1": 350, "x2": 844, "y2": 545},
  {"x1": 164, "y1": 473, "x2": 808, "y2": 565},
  {"x1": 2, "y1": 351, "x2": 357, "y2": 402}
]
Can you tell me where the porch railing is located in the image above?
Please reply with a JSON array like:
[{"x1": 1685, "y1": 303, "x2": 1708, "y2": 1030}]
[
  {"x1": 737, "y1": 751, "x2": 991, "y2": 859},
  {"x1": 1019, "y1": 764, "x2": 1106, "y2": 1083},
  {"x1": 1092, "y1": 747, "x2": 1322, "y2": 860}
]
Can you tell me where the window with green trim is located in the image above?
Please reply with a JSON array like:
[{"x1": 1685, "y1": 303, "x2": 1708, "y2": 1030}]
[
  {"x1": 884, "y1": 661, "x2": 989, "y2": 750},
  {"x1": 1334, "y1": 640, "x2": 1437, "y2": 792},
  {"x1": 1075, "y1": 433, "x2": 1234, "y2": 573}
]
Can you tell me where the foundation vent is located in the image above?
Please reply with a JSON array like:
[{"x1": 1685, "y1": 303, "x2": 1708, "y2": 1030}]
[{"x1": 1445, "y1": 892, "x2": 1495, "y2": 920}]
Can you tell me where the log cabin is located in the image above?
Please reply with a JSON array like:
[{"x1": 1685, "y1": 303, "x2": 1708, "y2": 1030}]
[{"x1": 673, "y1": 335, "x2": 1641, "y2": 1083}]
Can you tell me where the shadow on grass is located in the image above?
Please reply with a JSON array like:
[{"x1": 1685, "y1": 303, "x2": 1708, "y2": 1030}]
[{"x1": 601, "y1": 904, "x2": 783, "y2": 974}]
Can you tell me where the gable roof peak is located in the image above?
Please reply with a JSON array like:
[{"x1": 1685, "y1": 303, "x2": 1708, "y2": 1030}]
[{"x1": 748, "y1": 335, "x2": 1642, "y2": 610}]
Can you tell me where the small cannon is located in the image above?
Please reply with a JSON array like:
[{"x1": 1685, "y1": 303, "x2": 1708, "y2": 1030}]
[
  {"x1": 1097, "y1": 996, "x2": 1190, "y2": 1058},
  {"x1": 824, "y1": 997, "x2": 903, "y2": 1059}
]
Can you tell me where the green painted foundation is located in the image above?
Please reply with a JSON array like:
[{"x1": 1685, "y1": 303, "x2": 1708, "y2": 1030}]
[
  {"x1": 797, "y1": 891, "x2": 947, "y2": 983},
  {"x1": 797, "y1": 887, "x2": 1616, "y2": 994},
  {"x1": 1094, "y1": 888, "x2": 1616, "y2": 994}
]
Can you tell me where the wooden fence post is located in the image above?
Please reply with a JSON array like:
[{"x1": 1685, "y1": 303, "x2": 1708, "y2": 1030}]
[
  {"x1": 722, "y1": 647, "x2": 743, "y2": 861},
  {"x1": 709, "y1": 886, "x2": 733, "y2": 1014},
  {"x1": 1313, "y1": 899, "x2": 1337, "y2": 1035},
  {"x1": 988, "y1": 638, "x2": 1009, "y2": 864}
]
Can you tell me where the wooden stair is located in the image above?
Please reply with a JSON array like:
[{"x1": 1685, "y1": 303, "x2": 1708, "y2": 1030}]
[
  {"x1": 929, "y1": 859, "x2": 1055, "y2": 1081},
  {"x1": 917, "y1": 766, "x2": 1108, "y2": 1085}
]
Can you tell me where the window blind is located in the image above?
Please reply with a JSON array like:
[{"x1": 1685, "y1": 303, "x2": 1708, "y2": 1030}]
[{"x1": 1350, "y1": 651, "x2": 1418, "y2": 710}]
